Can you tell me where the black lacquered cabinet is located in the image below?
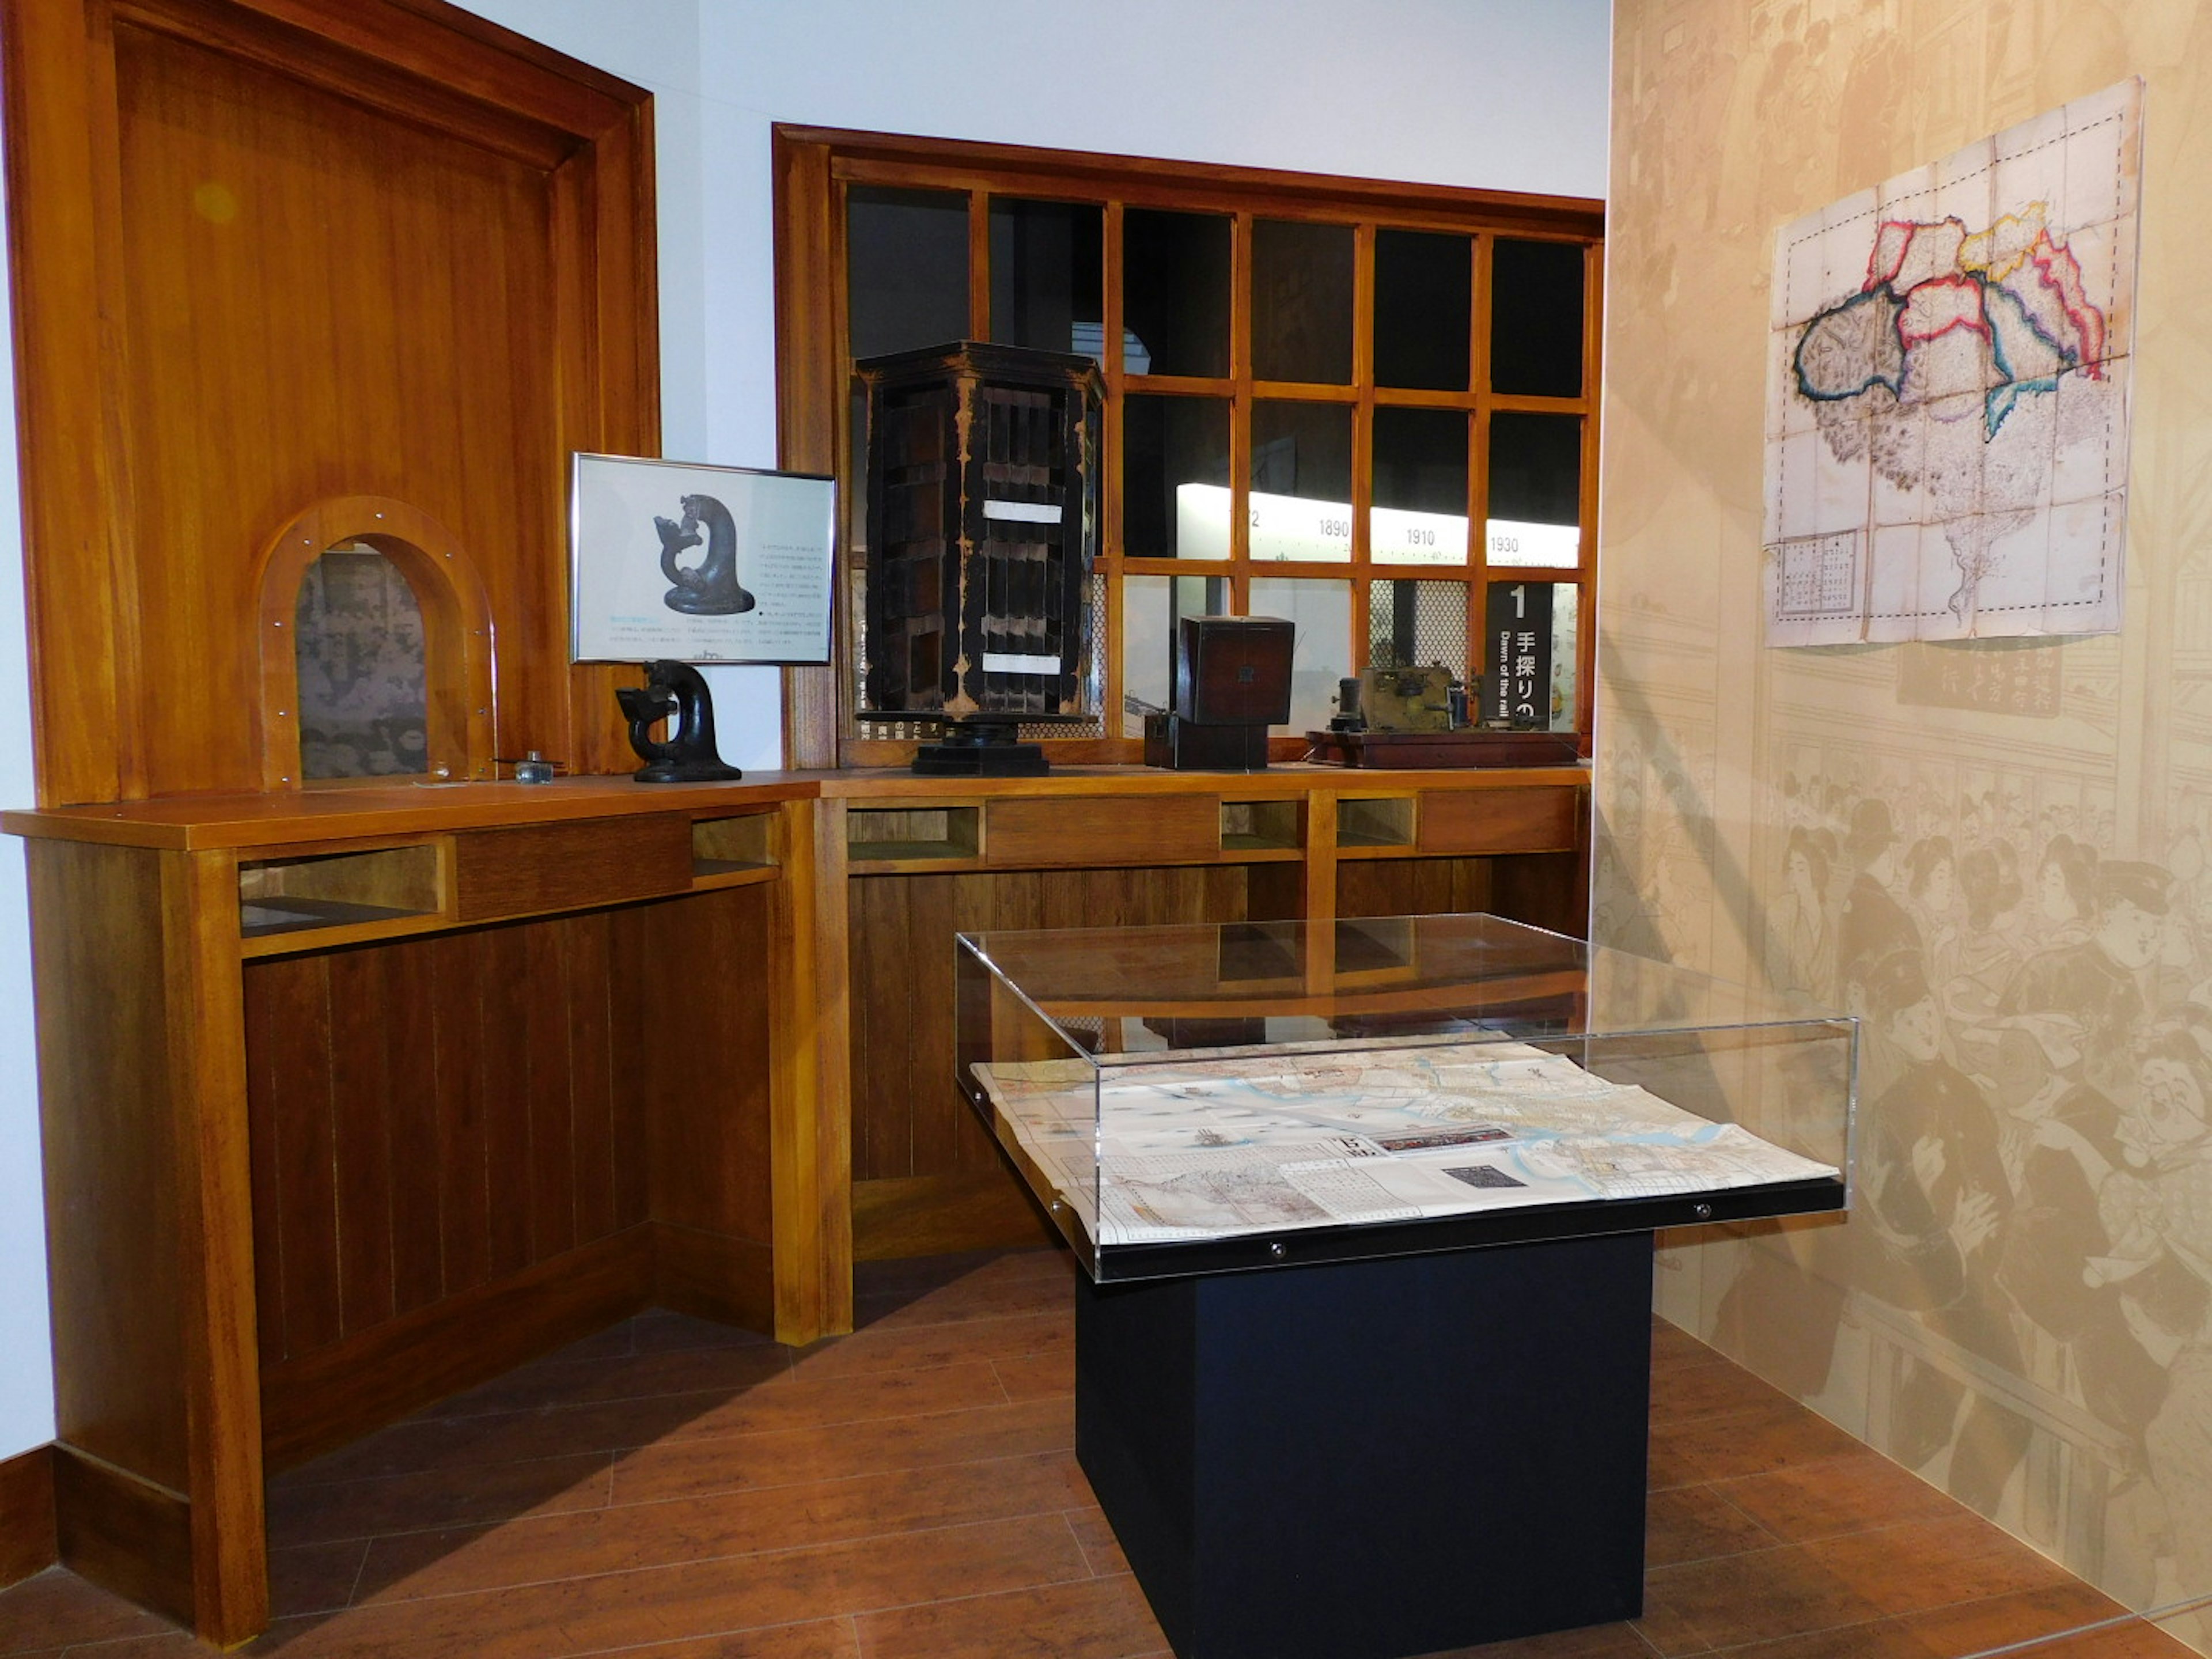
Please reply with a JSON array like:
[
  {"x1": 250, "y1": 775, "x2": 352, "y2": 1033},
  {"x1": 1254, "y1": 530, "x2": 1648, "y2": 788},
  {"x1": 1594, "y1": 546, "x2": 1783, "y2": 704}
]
[{"x1": 858, "y1": 340, "x2": 1103, "y2": 720}]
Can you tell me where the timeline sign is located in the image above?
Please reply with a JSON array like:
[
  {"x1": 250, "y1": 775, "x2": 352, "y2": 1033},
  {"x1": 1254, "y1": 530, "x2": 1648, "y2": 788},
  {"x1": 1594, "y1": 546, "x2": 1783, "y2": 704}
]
[{"x1": 1483, "y1": 582, "x2": 1554, "y2": 728}]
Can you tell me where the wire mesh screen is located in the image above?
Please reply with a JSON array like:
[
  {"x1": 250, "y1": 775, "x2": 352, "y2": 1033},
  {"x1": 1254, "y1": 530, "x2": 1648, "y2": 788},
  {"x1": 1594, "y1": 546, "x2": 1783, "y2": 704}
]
[
  {"x1": 1368, "y1": 579, "x2": 1469, "y2": 681},
  {"x1": 1018, "y1": 570, "x2": 1108, "y2": 738}
]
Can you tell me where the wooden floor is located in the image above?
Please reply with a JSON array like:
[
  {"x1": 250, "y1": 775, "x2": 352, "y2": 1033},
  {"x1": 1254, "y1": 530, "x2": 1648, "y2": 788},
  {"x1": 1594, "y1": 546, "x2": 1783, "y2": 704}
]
[{"x1": 0, "y1": 1247, "x2": 2198, "y2": 1658}]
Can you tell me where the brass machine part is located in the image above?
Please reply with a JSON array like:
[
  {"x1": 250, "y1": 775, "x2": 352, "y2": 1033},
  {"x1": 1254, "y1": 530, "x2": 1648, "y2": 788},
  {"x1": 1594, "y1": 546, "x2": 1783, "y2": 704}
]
[{"x1": 1359, "y1": 664, "x2": 1456, "y2": 733}]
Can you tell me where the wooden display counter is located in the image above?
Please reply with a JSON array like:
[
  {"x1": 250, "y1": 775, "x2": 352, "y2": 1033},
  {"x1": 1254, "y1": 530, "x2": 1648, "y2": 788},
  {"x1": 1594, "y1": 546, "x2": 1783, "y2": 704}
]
[{"x1": 4, "y1": 761, "x2": 1585, "y2": 1642}]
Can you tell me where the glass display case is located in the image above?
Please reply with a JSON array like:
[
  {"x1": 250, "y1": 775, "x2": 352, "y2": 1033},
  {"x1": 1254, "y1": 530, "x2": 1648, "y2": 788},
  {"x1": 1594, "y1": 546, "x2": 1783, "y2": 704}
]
[
  {"x1": 956, "y1": 912, "x2": 1855, "y2": 1281},
  {"x1": 956, "y1": 913, "x2": 1857, "y2": 1658}
]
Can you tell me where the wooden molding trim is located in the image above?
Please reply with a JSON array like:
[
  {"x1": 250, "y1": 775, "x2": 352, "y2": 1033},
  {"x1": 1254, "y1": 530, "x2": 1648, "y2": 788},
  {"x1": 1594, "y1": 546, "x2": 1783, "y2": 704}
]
[
  {"x1": 652, "y1": 1223, "x2": 778, "y2": 1337},
  {"x1": 0, "y1": 1444, "x2": 56, "y2": 1590},
  {"x1": 258, "y1": 1225, "x2": 654, "y2": 1472},
  {"x1": 252, "y1": 495, "x2": 499, "y2": 791},
  {"x1": 772, "y1": 126, "x2": 843, "y2": 771},
  {"x1": 774, "y1": 124, "x2": 1605, "y2": 234},
  {"x1": 853, "y1": 1170, "x2": 1059, "y2": 1262},
  {"x1": 52, "y1": 1447, "x2": 192, "y2": 1630},
  {"x1": 114, "y1": 0, "x2": 642, "y2": 160}
]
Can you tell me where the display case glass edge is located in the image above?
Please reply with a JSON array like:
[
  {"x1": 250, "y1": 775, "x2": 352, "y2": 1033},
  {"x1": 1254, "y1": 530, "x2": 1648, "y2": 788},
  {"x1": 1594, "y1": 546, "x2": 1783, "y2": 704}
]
[{"x1": 953, "y1": 913, "x2": 1855, "y2": 1283}]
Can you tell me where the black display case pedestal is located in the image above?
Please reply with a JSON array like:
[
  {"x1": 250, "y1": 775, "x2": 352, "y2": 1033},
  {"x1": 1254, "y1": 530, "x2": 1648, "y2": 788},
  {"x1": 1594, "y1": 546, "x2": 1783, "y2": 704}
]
[{"x1": 1076, "y1": 1232, "x2": 1655, "y2": 1659}]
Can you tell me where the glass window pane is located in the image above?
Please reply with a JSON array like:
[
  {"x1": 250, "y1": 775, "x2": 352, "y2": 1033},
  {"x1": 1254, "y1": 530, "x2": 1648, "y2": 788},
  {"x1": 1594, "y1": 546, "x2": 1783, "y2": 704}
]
[
  {"x1": 1489, "y1": 238, "x2": 1585, "y2": 397},
  {"x1": 1252, "y1": 219, "x2": 1353, "y2": 384},
  {"x1": 1250, "y1": 400, "x2": 1353, "y2": 564},
  {"x1": 1123, "y1": 394, "x2": 1230, "y2": 558},
  {"x1": 1372, "y1": 407, "x2": 1468, "y2": 567},
  {"x1": 295, "y1": 545, "x2": 428, "y2": 779},
  {"x1": 1368, "y1": 578, "x2": 1469, "y2": 684},
  {"x1": 1123, "y1": 209, "x2": 1230, "y2": 378},
  {"x1": 1374, "y1": 229, "x2": 1471, "y2": 391},
  {"x1": 990, "y1": 198, "x2": 1104, "y2": 359},
  {"x1": 847, "y1": 186, "x2": 970, "y2": 362},
  {"x1": 1479, "y1": 579, "x2": 1577, "y2": 730},
  {"x1": 1249, "y1": 577, "x2": 1351, "y2": 734},
  {"x1": 1484, "y1": 412, "x2": 1582, "y2": 569},
  {"x1": 1122, "y1": 572, "x2": 1226, "y2": 736}
]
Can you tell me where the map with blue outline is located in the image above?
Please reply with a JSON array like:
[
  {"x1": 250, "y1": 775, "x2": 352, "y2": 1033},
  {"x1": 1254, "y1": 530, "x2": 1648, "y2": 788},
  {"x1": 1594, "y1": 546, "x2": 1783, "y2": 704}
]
[{"x1": 1763, "y1": 82, "x2": 2141, "y2": 646}]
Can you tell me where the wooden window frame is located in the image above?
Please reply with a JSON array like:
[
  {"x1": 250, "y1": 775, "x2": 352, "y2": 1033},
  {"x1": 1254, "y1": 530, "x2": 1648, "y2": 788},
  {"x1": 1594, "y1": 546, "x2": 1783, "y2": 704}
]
[{"x1": 771, "y1": 125, "x2": 1603, "y2": 770}]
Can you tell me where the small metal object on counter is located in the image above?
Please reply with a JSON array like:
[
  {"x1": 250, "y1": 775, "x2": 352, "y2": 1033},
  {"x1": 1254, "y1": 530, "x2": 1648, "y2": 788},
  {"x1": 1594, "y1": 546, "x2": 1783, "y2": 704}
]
[
  {"x1": 1328, "y1": 676, "x2": 1365, "y2": 733},
  {"x1": 493, "y1": 751, "x2": 563, "y2": 784}
]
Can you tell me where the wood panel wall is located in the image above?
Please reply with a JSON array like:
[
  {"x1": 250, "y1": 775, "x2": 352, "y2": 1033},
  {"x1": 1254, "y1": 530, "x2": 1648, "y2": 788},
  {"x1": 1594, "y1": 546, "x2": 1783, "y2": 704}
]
[
  {"x1": 1339, "y1": 854, "x2": 1585, "y2": 937},
  {"x1": 240, "y1": 885, "x2": 775, "y2": 1457},
  {"x1": 0, "y1": 1445, "x2": 55, "y2": 1591},
  {"x1": 846, "y1": 866, "x2": 1255, "y2": 1187},
  {"x1": 4, "y1": 0, "x2": 660, "y2": 806},
  {"x1": 32, "y1": 845, "x2": 191, "y2": 1495},
  {"x1": 846, "y1": 849, "x2": 1584, "y2": 1255},
  {"x1": 243, "y1": 916, "x2": 643, "y2": 1369}
]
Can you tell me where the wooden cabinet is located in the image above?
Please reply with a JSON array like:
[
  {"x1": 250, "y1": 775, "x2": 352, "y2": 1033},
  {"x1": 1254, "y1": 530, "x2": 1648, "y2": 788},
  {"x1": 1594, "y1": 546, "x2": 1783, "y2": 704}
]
[
  {"x1": 6, "y1": 761, "x2": 1584, "y2": 1644},
  {"x1": 6, "y1": 780, "x2": 831, "y2": 1643},
  {"x1": 822, "y1": 764, "x2": 1589, "y2": 1259}
]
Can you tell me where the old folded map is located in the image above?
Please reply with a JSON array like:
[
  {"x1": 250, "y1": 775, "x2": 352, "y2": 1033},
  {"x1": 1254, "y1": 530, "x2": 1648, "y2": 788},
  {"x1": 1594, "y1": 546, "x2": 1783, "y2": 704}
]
[{"x1": 971, "y1": 1039, "x2": 1838, "y2": 1245}]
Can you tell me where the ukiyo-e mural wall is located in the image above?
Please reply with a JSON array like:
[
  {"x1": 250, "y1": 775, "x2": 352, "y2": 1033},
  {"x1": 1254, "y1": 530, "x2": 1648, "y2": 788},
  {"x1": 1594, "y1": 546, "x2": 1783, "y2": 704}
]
[{"x1": 1596, "y1": 0, "x2": 2212, "y2": 1640}]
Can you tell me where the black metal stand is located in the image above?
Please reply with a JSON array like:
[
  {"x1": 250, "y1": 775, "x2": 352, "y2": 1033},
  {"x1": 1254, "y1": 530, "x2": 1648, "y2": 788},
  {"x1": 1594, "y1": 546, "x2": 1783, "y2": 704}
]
[
  {"x1": 615, "y1": 660, "x2": 742, "y2": 783},
  {"x1": 910, "y1": 716, "x2": 1048, "y2": 776},
  {"x1": 1076, "y1": 1233, "x2": 1654, "y2": 1659}
]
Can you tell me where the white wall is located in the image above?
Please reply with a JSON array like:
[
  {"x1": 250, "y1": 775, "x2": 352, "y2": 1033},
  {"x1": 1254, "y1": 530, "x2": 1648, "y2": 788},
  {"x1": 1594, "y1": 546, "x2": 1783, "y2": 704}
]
[
  {"x1": 465, "y1": 0, "x2": 1615, "y2": 769},
  {"x1": 0, "y1": 104, "x2": 51, "y2": 1459},
  {"x1": 0, "y1": 0, "x2": 1611, "y2": 1463}
]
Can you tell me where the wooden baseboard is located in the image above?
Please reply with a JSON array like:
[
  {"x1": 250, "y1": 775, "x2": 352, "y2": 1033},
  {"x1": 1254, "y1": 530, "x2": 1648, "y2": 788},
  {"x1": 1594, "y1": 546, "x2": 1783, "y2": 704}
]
[
  {"x1": 853, "y1": 1169, "x2": 1059, "y2": 1260},
  {"x1": 259, "y1": 1226, "x2": 655, "y2": 1471},
  {"x1": 651, "y1": 1222, "x2": 775, "y2": 1334},
  {"x1": 52, "y1": 1446, "x2": 190, "y2": 1628},
  {"x1": 0, "y1": 1444, "x2": 55, "y2": 1589}
]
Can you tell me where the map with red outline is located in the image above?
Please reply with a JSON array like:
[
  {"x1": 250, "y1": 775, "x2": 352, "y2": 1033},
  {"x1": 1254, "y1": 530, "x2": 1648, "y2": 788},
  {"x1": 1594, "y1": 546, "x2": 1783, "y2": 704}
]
[{"x1": 1763, "y1": 82, "x2": 2141, "y2": 647}]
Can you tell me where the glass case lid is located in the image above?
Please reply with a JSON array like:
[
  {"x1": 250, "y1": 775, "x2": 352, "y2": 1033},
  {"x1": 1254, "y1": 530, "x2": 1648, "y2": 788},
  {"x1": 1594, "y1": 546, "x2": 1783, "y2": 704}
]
[
  {"x1": 955, "y1": 913, "x2": 1859, "y2": 1281},
  {"x1": 959, "y1": 912, "x2": 1848, "y2": 1060}
]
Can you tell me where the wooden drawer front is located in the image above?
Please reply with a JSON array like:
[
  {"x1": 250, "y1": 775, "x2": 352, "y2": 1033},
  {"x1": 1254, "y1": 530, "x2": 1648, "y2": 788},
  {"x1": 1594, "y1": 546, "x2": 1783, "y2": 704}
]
[
  {"x1": 453, "y1": 814, "x2": 694, "y2": 922},
  {"x1": 985, "y1": 794, "x2": 1219, "y2": 868},
  {"x1": 1417, "y1": 787, "x2": 1581, "y2": 856}
]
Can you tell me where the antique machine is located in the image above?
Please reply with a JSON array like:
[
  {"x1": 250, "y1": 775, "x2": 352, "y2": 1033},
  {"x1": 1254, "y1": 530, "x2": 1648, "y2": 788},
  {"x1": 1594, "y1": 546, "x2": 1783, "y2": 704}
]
[
  {"x1": 857, "y1": 341, "x2": 1103, "y2": 775},
  {"x1": 1359, "y1": 663, "x2": 1456, "y2": 732}
]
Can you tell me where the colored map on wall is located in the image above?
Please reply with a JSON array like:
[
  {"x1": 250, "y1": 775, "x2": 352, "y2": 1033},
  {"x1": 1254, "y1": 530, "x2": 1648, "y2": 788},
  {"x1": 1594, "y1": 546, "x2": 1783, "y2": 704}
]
[{"x1": 1763, "y1": 81, "x2": 2142, "y2": 646}]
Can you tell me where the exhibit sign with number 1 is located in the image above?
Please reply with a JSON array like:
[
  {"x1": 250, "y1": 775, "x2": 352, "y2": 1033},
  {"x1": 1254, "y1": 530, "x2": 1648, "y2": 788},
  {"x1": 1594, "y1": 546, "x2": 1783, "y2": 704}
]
[{"x1": 1484, "y1": 582, "x2": 1554, "y2": 728}]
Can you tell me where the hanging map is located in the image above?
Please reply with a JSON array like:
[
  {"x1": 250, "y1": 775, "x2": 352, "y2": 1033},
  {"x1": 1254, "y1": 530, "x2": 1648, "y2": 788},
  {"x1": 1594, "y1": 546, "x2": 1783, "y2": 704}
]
[{"x1": 1763, "y1": 81, "x2": 2142, "y2": 646}]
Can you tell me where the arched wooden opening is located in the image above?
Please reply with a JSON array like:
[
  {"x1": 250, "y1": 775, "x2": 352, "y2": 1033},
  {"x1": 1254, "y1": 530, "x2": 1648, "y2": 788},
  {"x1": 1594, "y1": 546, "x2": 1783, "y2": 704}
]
[{"x1": 254, "y1": 496, "x2": 497, "y2": 789}]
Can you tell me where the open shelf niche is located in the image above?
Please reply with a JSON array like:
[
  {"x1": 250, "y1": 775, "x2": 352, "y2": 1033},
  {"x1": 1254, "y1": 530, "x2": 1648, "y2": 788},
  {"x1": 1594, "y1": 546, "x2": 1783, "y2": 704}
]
[
  {"x1": 846, "y1": 804, "x2": 982, "y2": 867},
  {"x1": 238, "y1": 841, "x2": 446, "y2": 948},
  {"x1": 1335, "y1": 796, "x2": 1418, "y2": 850},
  {"x1": 692, "y1": 812, "x2": 781, "y2": 884}
]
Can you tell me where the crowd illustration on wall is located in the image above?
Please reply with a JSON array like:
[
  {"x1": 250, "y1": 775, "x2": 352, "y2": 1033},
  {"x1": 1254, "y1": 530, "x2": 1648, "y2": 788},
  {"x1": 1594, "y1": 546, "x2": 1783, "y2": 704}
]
[{"x1": 1737, "y1": 759, "x2": 2212, "y2": 1633}]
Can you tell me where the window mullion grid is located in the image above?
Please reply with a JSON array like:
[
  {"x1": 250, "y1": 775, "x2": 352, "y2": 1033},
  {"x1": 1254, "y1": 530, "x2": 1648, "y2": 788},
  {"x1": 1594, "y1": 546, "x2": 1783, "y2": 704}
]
[
  {"x1": 831, "y1": 179, "x2": 862, "y2": 749},
  {"x1": 1468, "y1": 231, "x2": 1496, "y2": 706},
  {"x1": 1351, "y1": 222, "x2": 1375, "y2": 674},
  {"x1": 1103, "y1": 199, "x2": 1126, "y2": 740},
  {"x1": 967, "y1": 190, "x2": 990, "y2": 338},
  {"x1": 1575, "y1": 237, "x2": 1604, "y2": 740},
  {"x1": 1229, "y1": 209, "x2": 1252, "y2": 616}
]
